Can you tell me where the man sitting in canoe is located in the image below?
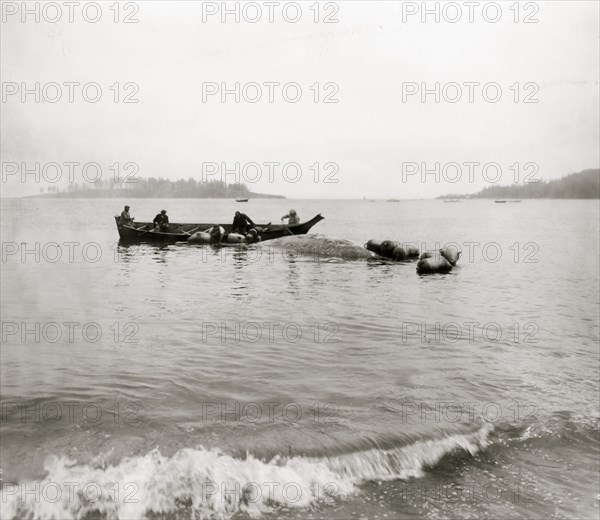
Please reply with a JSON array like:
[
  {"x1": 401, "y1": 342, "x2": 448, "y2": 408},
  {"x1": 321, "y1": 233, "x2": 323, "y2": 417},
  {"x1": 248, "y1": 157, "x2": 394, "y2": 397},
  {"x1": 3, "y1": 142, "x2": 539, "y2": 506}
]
[
  {"x1": 153, "y1": 210, "x2": 170, "y2": 231},
  {"x1": 232, "y1": 211, "x2": 255, "y2": 234},
  {"x1": 281, "y1": 209, "x2": 300, "y2": 225},
  {"x1": 120, "y1": 205, "x2": 134, "y2": 225}
]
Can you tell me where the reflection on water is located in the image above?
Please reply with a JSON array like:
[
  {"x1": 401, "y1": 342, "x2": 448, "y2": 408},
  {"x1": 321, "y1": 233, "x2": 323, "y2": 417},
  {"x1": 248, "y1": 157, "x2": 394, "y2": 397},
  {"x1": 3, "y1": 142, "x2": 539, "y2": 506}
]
[
  {"x1": 231, "y1": 249, "x2": 250, "y2": 301},
  {"x1": 152, "y1": 248, "x2": 170, "y2": 265},
  {"x1": 230, "y1": 248, "x2": 250, "y2": 266},
  {"x1": 285, "y1": 257, "x2": 300, "y2": 297},
  {"x1": 115, "y1": 242, "x2": 141, "y2": 263}
]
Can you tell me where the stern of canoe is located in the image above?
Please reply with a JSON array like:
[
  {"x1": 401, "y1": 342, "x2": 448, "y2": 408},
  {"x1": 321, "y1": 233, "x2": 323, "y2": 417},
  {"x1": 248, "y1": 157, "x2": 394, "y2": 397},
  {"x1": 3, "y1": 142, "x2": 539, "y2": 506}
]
[{"x1": 258, "y1": 214, "x2": 325, "y2": 241}]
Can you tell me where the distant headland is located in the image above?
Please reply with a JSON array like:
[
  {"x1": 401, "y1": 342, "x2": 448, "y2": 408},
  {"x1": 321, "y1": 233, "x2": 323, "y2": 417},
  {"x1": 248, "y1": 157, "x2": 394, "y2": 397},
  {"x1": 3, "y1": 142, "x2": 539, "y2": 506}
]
[
  {"x1": 26, "y1": 178, "x2": 285, "y2": 199},
  {"x1": 438, "y1": 169, "x2": 600, "y2": 200}
]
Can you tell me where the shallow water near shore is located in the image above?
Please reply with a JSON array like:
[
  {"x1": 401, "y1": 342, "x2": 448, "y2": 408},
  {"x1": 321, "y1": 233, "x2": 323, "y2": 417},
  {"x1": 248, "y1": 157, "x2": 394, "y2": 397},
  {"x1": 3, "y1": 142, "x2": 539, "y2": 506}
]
[{"x1": 1, "y1": 198, "x2": 599, "y2": 519}]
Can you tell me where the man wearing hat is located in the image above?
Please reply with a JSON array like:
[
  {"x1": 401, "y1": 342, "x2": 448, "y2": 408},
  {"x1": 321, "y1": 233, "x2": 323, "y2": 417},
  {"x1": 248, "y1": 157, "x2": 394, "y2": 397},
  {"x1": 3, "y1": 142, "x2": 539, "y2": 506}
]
[
  {"x1": 153, "y1": 209, "x2": 170, "y2": 231},
  {"x1": 120, "y1": 205, "x2": 134, "y2": 225}
]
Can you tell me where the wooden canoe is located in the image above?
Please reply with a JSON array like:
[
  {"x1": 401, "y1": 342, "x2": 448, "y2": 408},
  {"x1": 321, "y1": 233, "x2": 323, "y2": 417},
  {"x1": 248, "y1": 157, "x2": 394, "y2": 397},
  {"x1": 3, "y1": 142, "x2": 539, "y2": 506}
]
[{"x1": 115, "y1": 213, "x2": 325, "y2": 243}]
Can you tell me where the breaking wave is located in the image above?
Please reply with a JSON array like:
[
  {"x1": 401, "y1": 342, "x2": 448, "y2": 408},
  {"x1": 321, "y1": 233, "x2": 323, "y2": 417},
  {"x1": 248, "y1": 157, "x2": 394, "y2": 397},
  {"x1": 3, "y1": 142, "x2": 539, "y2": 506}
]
[{"x1": 1, "y1": 423, "x2": 493, "y2": 519}]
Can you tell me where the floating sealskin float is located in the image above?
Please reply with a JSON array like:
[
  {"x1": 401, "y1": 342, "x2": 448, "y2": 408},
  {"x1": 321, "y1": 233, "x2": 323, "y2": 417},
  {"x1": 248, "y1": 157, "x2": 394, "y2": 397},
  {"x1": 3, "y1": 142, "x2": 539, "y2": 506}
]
[{"x1": 365, "y1": 239, "x2": 419, "y2": 260}]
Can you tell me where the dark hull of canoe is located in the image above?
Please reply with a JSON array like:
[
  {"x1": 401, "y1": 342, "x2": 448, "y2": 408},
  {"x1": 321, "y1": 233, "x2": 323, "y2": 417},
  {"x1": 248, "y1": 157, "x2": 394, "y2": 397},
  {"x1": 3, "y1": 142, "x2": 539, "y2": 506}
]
[{"x1": 115, "y1": 214, "x2": 324, "y2": 243}]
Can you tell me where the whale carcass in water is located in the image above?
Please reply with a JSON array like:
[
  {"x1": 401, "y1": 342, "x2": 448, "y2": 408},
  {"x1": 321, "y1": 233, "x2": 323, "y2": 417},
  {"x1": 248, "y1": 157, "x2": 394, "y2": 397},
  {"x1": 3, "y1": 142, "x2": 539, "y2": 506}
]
[{"x1": 269, "y1": 235, "x2": 377, "y2": 260}]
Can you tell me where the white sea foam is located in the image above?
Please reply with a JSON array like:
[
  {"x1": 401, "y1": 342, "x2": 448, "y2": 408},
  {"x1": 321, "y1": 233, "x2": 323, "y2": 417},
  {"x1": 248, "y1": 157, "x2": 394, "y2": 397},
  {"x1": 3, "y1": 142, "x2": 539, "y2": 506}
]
[{"x1": 1, "y1": 423, "x2": 493, "y2": 519}]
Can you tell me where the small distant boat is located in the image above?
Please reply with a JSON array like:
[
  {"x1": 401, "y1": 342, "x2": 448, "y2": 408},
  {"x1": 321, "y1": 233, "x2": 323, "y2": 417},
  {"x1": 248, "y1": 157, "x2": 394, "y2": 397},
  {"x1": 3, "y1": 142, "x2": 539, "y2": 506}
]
[
  {"x1": 235, "y1": 198, "x2": 249, "y2": 202},
  {"x1": 507, "y1": 200, "x2": 522, "y2": 203},
  {"x1": 495, "y1": 200, "x2": 507, "y2": 203},
  {"x1": 443, "y1": 199, "x2": 460, "y2": 203},
  {"x1": 386, "y1": 199, "x2": 400, "y2": 202}
]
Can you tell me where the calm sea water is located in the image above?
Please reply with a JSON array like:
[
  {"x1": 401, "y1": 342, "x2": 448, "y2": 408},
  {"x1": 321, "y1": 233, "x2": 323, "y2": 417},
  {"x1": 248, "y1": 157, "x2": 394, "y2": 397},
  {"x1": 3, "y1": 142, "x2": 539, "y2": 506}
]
[{"x1": 1, "y1": 198, "x2": 599, "y2": 520}]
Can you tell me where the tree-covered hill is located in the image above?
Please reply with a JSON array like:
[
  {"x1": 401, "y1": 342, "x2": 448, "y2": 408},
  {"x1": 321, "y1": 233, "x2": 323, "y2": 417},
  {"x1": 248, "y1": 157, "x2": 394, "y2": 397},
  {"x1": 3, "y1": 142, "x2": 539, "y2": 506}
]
[
  {"x1": 28, "y1": 177, "x2": 285, "y2": 199},
  {"x1": 439, "y1": 169, "x2": 599, "y2": 199}
]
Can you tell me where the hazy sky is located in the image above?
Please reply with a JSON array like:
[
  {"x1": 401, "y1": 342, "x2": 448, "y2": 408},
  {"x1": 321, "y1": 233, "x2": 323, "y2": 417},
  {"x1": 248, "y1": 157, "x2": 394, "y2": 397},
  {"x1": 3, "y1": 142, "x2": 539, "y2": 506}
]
[{"x1": 1, "y1": 0, "x2": 599, "y2": 198}]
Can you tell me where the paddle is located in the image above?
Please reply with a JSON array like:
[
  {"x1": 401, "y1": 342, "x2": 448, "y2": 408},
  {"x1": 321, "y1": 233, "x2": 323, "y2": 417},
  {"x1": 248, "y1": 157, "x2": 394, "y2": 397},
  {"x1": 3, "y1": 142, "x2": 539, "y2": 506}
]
[
  {"x1": 279, "y1": 218, "x2": 294, "y2": 236},
  {"x1": 124, "y1": 224, "x2": 152, "y2": 236},
  {"x1": 182, "y1": 225, "x2": 203, "y2": 236}
]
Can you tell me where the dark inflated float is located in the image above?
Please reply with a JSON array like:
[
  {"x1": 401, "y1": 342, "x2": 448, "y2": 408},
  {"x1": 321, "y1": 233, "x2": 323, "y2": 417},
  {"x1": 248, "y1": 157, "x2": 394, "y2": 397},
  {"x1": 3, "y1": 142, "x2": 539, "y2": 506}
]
[{"x1": 365, "y1": 240, "x2": 461, "y2": 275}]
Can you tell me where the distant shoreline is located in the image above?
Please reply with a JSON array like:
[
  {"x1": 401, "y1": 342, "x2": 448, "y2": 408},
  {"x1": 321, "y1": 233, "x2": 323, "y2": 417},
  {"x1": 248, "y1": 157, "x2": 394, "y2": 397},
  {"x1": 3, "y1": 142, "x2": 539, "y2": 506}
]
[
  {"x1": 437, "y1": 169, "x2": 599, "y2": 200},
  {"x1": 8, "y1": 168, "x2": 599, "y2": 200},
  {"x1": 23, "y1": 192, "x2": 286, "y2": 200},
  {"x1": 21, "y1": 178, "x2": 286, "y2": 200}
]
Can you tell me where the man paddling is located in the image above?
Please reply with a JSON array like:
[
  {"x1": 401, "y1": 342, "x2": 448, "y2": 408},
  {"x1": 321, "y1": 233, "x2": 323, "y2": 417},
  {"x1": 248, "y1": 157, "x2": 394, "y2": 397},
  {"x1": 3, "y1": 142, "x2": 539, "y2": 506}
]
[{"x1": 153, "y1": 209, "x2": 170, "y2": 231}]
